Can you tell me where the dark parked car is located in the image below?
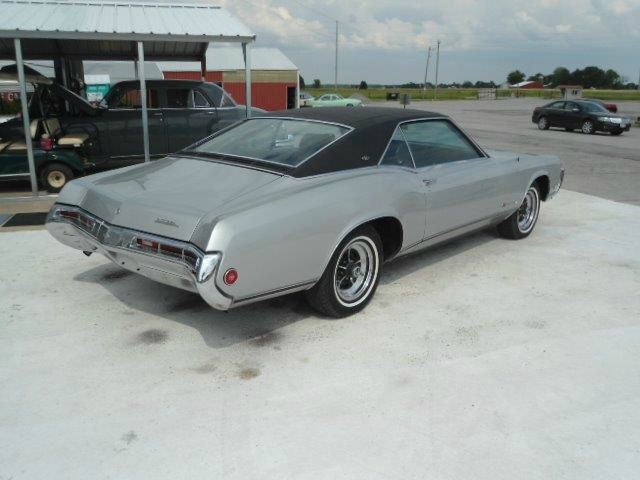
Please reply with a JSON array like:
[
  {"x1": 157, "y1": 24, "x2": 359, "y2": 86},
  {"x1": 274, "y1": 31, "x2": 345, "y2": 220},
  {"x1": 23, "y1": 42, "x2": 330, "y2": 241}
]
[
  {"x1": 532, "y1": 100, "x2": 632, "y2": 136},
  {"x1": 0, "y1": 75, "x2": 262, "y2": 191}
]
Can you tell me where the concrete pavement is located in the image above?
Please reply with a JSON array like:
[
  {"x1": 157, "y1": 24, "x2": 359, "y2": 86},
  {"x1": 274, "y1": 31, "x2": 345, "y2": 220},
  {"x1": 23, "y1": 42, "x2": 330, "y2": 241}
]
[{"x1": 1, "y1": 190, "x2": 639, "y2": 479}]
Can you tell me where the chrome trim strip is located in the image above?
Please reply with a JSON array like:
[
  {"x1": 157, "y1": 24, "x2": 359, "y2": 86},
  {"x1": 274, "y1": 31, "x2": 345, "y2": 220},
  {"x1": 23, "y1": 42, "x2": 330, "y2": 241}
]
[{"x1": 233, "y1": 279, "x2": 318, "y2": 305}]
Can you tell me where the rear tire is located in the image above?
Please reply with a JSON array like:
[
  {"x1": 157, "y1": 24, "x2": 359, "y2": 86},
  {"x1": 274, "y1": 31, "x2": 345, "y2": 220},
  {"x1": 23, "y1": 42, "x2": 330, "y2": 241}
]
[
  {"x1": 537, "y1": 116, "x2": 549, "y2": 130},
  {"x1": 305, "y1": 225, "x2": 382, "y2": 318},
  {"x1": 497, "y1": 183, "x2": 541, "y2": 240},
  {"x1": 581, "y1": 120, "x2": 595, "y2": 134},
  {"x1": 40, "y1": 163, "x2": 73, "y2": 193}
]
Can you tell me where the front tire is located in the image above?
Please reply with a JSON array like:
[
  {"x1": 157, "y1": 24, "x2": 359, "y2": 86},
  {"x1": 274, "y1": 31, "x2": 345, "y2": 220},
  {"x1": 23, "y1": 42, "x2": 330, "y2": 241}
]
[
  {"x1": 40, "y1": 163, "x2": 74, "y2": 193},
  {"x1": 305, "y1": 225, "x2": 382, "y2": 317},
  {"x1": 581, "y1": 120, "x2": 595, "y2": 134},
  {"x1": 497, "y1": 184, "x2": 541, "y2": 240}
]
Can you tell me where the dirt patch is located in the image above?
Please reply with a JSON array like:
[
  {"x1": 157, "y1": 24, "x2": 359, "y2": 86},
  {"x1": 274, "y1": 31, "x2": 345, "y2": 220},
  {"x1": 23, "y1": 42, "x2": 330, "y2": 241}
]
[
  {"x1": 248, "y1": 331, "x2": 283, "y2": 348},
  {"x1": 121, "y1": 431, "x2": 138, "y2": 445},
  {"x1": 134, "y1": 329, "x2": 168, "y2": 345},
  {"x1": 238, "y1": 367, "x2": 261, "y2": 380},
  {"x1": 102, "y1": 269, "x2": 132, "y2": 281}
]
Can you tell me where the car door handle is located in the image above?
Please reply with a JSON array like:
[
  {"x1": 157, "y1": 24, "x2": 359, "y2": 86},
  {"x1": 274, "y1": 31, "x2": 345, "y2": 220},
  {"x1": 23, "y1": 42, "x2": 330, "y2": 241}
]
[{"x1": 422, "y1": 179, "x2": 434, "y2": 186}]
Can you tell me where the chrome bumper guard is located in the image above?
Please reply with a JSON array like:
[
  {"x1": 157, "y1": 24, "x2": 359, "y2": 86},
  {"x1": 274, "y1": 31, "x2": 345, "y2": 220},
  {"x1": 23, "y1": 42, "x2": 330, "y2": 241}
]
[{"x1": 46, "y1": 204, "x2": 232, "y2": 310}]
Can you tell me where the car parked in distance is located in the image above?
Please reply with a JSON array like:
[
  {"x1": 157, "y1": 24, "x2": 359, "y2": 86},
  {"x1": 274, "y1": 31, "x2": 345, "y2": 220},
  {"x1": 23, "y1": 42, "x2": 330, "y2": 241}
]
[
  {"x1": 308, "y1": 93, "x2": 362, "y2": 107},
  {"x1": 533, "y1": 100, "x2": 632, "y2": 135},
  {"x1": 0, "y1": 74, "x2": 263, "y2": 190},
  {"x1": 299, "y1": 91, "x2": 314, "y2": 107},
  {"x1": 47, "y1": 107, "x2": 564, "y2": 317}
]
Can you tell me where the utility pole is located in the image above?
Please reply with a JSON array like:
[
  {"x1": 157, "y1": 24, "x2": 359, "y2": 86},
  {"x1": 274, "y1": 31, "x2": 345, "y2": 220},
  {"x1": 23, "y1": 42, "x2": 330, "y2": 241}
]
[
  {"x1": 423, "y1": 46, "x2": 432, "y2": 98},
  {"x1": 334, "y1": 20, "x2": 339, "y2": 91},
  {"x1": 433, "y1": 40, "x2": 440, "y2": 100}
]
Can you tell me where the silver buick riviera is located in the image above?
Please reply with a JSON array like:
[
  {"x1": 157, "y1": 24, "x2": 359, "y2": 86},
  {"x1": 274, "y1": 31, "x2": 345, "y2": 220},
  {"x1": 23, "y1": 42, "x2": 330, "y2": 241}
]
[{"x1": 47, "y1": 108, "x2": 564, "y2": 317}]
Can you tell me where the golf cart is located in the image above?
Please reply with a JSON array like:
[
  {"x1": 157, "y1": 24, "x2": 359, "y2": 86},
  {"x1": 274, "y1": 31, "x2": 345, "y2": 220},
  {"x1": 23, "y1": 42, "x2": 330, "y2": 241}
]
[{"x1": 0, "y1": 65, "x2": 93, "y2": 192}]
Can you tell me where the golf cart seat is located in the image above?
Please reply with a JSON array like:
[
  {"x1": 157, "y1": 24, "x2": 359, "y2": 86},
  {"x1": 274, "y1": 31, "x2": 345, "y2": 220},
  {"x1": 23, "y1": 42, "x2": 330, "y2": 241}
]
[
  {"x1": 43, "y1": 118, "x2": 89, "y2": 147},
  {"x1": 0, "y1": 120, "x2": 39, "y2": 152}
]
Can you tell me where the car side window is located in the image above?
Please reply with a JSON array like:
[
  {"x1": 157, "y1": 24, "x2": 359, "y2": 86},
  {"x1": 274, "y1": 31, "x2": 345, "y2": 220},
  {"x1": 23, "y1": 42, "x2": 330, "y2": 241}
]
[
  {"x1": 109, "y1": 86, "x2": 159, "y2": 109},
  {"x1": 400, "y1": 120, "x2": 482, "y2": 168},
  {"x1": 380, "y1": 128, "x2": 414, "y2": 168},
  {"x1": 548, "y1": 101, "x2": 565, "y2": 109},
  {"x1": 165, "y1": 88, "x2": 190, "y2": 108},
  {"x1": 564, "y1": 102, "x2": 580, "y2": 111},
  {"x1": 192, "y1": 90, "x2": 211, "y2": 108}
]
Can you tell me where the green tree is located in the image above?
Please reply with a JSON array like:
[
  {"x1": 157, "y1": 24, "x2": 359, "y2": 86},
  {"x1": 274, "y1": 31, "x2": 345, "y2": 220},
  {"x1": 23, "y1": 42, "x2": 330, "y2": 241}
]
[
  {"x1": 313, "y1": 78, "x2": 321, "y2": 88},
  {"x1": 551, "y1": 67, "x2": 572, "y2": 86},
  {"x1": 604, "y1": 69, "x2": 621, "y2": 88},
  {"x1": 527, "y1": 73, "x2": 544, "y2": 82},
  {"x1": 359, "y1": 80, "x2": 368, "y2": 90},
  {"x1": 462, "y1": 81, "x2": 473, "y2": 88},
  {"x1": 507, "y1": 70, "x2": 526, "y2": 85},
  {"x1": 299, "y1": 76, "x2": 306, "y2": 89}
]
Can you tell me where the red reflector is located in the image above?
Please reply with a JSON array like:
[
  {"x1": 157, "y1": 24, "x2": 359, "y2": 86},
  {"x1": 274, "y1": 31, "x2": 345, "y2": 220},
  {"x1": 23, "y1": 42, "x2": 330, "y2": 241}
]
[
  {"x1": 60, "y1": 210, "x2": 79, "y2": 220},
  {"x1": 224, "y1": 268, "x2": 238, "y2": 285}
]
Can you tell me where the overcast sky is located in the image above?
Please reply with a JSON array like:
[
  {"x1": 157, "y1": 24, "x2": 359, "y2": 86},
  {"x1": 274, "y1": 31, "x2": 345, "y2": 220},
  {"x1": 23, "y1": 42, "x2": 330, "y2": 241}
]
[{"x1": 217, "y1": 0, "x2": 640, "y2": 85}]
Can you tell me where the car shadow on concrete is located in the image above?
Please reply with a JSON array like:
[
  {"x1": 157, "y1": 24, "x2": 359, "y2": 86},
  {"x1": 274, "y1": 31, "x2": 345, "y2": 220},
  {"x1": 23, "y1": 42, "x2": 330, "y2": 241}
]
[
  {"x1": 73, "y1": 227, "x2": 498, "y2": 349},
  {"x1": 380, "y1": 227, "x2": 498, "y2": 285},
  {"x1": 74, "y1": 264, "x2": 317, "y2": 349}
]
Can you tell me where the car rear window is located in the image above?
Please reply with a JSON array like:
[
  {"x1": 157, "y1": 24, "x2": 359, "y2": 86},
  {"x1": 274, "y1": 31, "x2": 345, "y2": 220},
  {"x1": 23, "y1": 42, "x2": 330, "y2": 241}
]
[{"x1": 190, "y1": 118, "x2": 351, "y2": 167}]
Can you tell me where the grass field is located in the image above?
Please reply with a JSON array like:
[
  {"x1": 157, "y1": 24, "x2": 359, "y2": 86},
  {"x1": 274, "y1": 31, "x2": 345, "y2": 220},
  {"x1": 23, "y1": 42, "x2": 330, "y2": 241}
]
[{"x1": 304, "y1": 87, "x2": 640, "y2": 102}]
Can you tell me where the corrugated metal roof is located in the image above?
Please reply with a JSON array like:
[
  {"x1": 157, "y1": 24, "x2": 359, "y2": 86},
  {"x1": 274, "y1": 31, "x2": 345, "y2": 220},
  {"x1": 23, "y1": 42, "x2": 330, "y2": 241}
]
[
  {"x1": 0, "y1": 0, "x2": 255, "y2": 60},
  {"x1": 159, "y1": 46, "x2": 298, "y2": 72},
  {"x1": 0, "y1": 0, "x2": 254, "y2": 41}
]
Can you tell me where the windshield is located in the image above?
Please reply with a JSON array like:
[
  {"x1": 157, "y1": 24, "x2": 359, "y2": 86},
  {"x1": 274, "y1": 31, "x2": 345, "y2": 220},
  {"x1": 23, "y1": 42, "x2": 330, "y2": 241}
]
[
  {"x1": 582, "y1": 102, "x2": 608, "y2": 113},
  {"x1": 189, "y1": 118, "x2": 351, "y2": 168}
]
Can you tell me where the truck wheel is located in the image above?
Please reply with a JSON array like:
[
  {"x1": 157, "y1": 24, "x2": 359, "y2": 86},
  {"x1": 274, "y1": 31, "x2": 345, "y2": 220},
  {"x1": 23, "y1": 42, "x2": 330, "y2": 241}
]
[
  {"x1": 41, "y1": 163, "x2": 73, "y2": 193},
  {"x1": 305, "y1": 225, "x2": 382, "y2": 318}
]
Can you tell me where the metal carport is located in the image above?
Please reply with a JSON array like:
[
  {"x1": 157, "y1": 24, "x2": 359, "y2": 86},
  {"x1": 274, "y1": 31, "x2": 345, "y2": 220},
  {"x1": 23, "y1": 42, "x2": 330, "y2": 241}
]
[{"x1": 0, "y1": 0, "x2": 255, "y2": 195}]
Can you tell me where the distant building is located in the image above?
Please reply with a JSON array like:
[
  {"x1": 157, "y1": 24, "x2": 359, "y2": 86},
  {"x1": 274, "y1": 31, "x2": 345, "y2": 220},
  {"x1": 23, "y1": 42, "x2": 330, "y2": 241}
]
[
  {"x1": 509, "y1": 80, "x2": 544, "y2": 89},
  {"x1": 557, "y1": 85, "x2": 583, "y2": 99},
  {"x1": 159, "y1": 46, "x2": 299, "y2": 111}
]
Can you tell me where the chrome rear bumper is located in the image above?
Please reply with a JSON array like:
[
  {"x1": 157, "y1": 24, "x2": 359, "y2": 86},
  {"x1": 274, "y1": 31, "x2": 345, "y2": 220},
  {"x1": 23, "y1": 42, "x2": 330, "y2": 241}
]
[{"x1": 46, "y1": 204, "x2": 232, "y2": 310}]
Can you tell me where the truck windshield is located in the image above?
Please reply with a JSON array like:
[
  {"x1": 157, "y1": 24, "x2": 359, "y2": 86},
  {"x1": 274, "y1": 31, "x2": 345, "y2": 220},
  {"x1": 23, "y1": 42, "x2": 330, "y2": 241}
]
[{"x1": 189, "y1": 118, "x2": 351, "y2": 167}]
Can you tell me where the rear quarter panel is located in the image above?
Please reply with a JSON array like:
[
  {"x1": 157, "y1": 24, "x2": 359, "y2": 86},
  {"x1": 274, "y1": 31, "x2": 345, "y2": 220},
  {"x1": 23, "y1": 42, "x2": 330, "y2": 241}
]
[{"x1": 191, "y1": 167, "x2": 426, "y2": 301}]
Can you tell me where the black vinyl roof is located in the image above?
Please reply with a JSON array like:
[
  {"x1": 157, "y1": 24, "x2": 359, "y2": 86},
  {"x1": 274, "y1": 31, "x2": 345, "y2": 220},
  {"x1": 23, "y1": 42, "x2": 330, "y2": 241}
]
[
  {"x1": 268, "y1": 107, "x2": 448, "y2": 177},
  {"x1": 268, "y1": 106, "x2": 443, "y2": 129}
]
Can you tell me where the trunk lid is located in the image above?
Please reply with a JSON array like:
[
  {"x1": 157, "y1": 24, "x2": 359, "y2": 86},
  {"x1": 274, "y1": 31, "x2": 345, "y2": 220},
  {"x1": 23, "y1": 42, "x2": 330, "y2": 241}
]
[{"x1": 78, "y1": 156, "x2": 280, "y2": 241}]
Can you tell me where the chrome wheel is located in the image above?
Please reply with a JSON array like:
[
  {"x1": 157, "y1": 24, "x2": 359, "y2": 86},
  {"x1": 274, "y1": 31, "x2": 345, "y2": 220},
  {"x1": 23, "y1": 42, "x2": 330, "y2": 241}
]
[
  {"x1": 47, "y1": 170, "x2": 66, "y2": 189},
  {"x1": 537, "y1": 117, "x2": 548, "y2": 130},
  {"x1": 333, "y1": 236, "x2": 378, "y2": 306},
  {"x1": 581, "y1": 120, "x2": 594, "y2": 134},
  {"x1": 517, "y1": 187, "x2": 540, "y2": 234}
]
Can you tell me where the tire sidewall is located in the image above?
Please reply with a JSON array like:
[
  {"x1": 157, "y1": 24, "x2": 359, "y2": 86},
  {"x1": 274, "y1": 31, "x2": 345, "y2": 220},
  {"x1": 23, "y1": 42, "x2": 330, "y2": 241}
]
[
  {"x1": 309, "y1": 225, "x2": 383, "y2": 317},
  {"x1": 516, "y1": 184, "x2": 541, "y2": 236}
]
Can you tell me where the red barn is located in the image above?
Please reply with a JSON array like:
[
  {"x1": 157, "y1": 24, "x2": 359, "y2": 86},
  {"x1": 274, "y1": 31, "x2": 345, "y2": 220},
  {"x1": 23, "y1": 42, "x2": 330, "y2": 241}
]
[{"x1": 159, "y1": 46, "x2": 299, "y2": 111}]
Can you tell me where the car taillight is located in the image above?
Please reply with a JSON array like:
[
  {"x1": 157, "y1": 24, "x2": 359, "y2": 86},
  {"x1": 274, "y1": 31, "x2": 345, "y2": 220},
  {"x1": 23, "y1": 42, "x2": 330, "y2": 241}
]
[
  {"x1": 136, "y1": 238, "x2": 159, "y2": 251},
  {"x1": 224, "y1": 268, "x2": 238, "y2": 285}
]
